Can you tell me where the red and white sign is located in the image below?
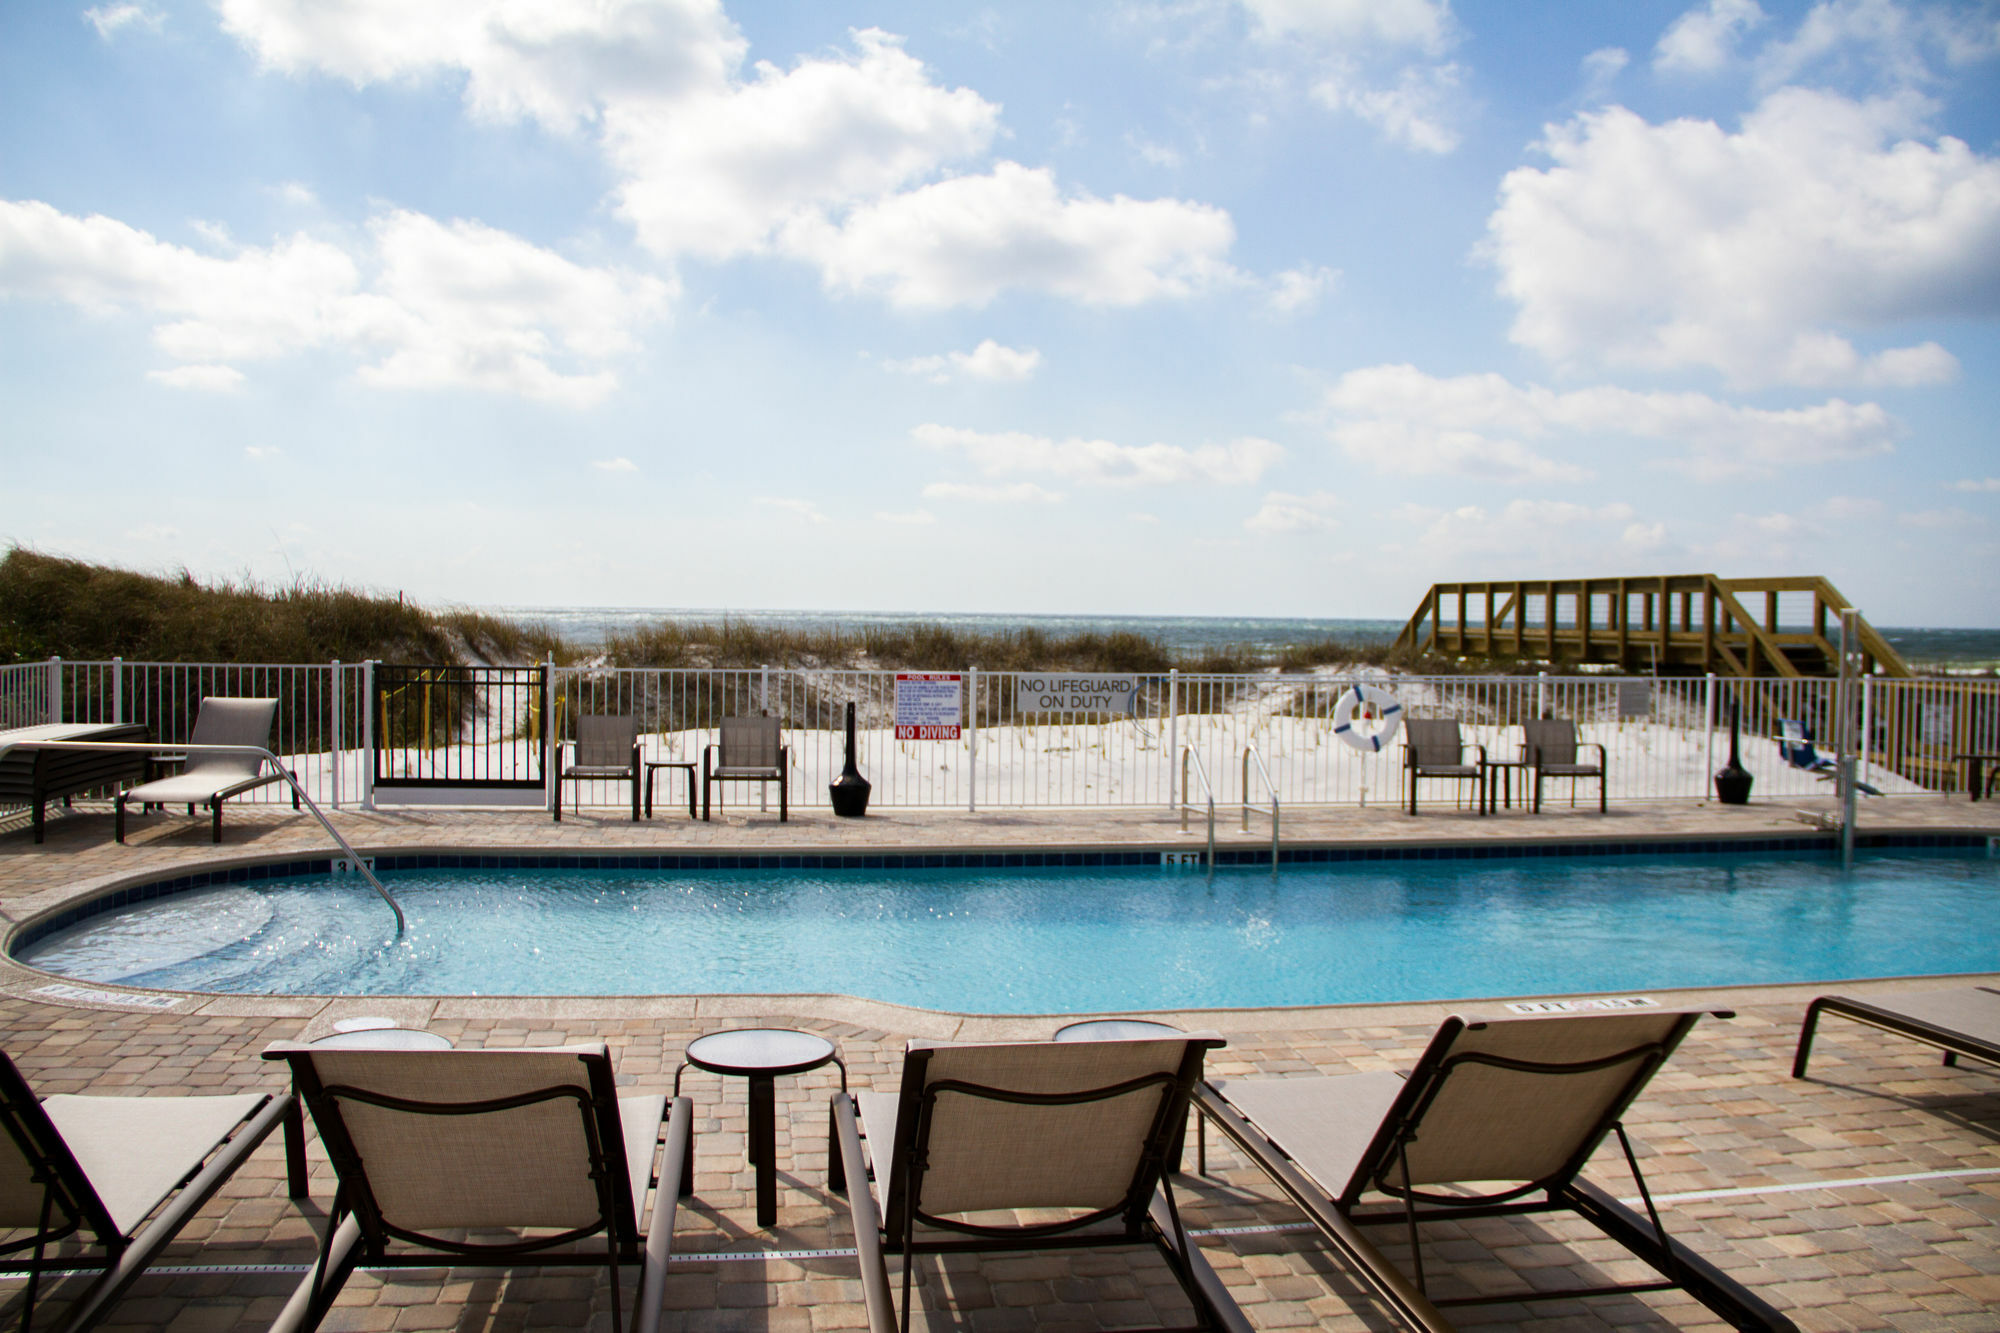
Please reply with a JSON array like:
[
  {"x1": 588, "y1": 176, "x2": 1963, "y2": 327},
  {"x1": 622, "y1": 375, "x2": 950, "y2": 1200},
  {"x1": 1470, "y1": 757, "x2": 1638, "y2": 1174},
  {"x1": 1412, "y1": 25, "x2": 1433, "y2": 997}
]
[{"x1": 895, "y1": 672, "x2": 961, "y2": 740}]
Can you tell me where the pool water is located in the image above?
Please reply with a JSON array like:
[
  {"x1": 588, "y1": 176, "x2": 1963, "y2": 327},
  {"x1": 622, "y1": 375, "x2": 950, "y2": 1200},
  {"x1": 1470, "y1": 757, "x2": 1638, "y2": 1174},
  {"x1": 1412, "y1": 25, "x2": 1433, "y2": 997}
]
[{"x1": 19, "y1": 851, "x2": 1999, "y2": 1013}]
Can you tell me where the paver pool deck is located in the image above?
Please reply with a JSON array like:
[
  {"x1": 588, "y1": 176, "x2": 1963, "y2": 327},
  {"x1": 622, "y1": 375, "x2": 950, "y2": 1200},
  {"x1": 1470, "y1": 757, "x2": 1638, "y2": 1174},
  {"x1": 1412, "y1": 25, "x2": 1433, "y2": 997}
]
[{"x1": 2, "y1": 793, "x2": 1997, "y2": 1332}]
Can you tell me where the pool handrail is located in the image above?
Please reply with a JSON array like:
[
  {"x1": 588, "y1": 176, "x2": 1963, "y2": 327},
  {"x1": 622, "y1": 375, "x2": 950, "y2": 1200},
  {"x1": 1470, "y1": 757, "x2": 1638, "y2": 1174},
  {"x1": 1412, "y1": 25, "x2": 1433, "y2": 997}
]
[
  {"x1": 1241, "y1": 745, "x2": 1279, "y2": 876},
  {"x1": 1179, "y1": 745, "x2": 1215, "y2": 876},
  {"x1": 6, "y1": 739, "x2": 405, "y2": 936}
]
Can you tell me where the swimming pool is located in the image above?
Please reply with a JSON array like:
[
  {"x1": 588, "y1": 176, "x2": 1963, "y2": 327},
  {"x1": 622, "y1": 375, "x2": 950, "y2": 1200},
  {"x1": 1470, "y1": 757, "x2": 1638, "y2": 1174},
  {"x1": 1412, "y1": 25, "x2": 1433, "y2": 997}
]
[{"x1": 18, "y1": 846, "x2": 1998, "y2": 1012}]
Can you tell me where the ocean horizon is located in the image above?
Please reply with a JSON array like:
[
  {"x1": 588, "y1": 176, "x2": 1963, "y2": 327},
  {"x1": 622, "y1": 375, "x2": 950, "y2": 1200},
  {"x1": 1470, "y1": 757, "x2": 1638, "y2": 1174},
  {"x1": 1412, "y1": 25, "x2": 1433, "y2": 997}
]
[{"x1": 481, "y1": 606, "x2": 2000, "y2": 670}]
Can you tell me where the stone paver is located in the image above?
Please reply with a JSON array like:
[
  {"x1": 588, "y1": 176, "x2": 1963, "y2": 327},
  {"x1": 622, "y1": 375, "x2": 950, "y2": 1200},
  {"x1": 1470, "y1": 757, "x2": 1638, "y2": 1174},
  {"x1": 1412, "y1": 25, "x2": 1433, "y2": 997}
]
[{"x1": 1, "y1": 795, "x2": 1996, "y2": 1330}]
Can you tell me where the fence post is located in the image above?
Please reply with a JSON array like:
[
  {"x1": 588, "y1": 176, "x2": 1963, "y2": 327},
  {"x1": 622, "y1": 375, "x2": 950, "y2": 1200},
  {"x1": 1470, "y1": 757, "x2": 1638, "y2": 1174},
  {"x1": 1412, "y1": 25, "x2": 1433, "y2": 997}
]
[
  {"x1": 47, "y1": 657, "x2": 61, "y2": 724},
  {"x1": 1703, "y1": 672, "x2": 1716, "y2": 795},
  {"x1": 111, "y1": 657, "x2": 123, "y2": 723},
  {"x1": 330, "y1": 660, "x2": 343, "y2": 810},
  {"x1": 1167, "y1": 669, "x2": 1180, "y2": 810},
  {"x1": 361, "y1": 660, "x2": 377, "y2": 812},
  {"x1": 1535, "y1": 670, "x2": 1547, "y2": 720},
  {"x1": 545, "y1": 657, "x2": 558, "y2": 816},
  {"x1": 967, "y1": 666, "x2": 978, "y2": 813}
]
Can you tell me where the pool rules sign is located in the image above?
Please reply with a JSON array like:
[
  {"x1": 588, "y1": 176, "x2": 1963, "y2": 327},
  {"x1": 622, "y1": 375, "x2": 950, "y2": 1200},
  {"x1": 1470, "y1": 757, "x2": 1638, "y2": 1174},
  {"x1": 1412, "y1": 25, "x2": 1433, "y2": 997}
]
[{"x1": 895, "y1": 673, "x2": 961, "y2": 740}]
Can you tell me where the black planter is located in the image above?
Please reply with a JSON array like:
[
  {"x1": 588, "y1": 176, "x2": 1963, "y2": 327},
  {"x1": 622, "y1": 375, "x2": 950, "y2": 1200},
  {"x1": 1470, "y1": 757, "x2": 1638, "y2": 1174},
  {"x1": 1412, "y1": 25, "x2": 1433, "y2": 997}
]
[
  {"x1": 829, "y1": 701, "x2": 872, "y2": 817},
  {"x1": 1714, "y1": 704, "x2": 1753, "y2": 805}
]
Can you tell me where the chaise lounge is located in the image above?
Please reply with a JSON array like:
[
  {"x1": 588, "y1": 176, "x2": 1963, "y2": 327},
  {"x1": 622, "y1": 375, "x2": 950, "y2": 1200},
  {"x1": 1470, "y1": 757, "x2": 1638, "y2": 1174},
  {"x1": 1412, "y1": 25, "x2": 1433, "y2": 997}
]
[
  {"x1": 831, "y1": 1033, "x2": 1249, "y2": 1333},
  {"x1": 114, "y1": 697, "x2": 296, "y2": 843},
  {"x1": 1196, "y1": 1010, "x2": 1797, "y2": 1332},
  {"x1": 1792, "y1": 986, "x2": 2000, "y2": 1078}
]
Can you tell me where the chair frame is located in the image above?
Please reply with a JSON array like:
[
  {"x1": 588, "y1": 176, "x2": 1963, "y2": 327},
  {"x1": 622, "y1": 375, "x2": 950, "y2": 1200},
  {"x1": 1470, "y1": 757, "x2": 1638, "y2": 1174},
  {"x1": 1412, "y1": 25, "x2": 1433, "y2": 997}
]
[
  {"x1": 554, "y1": 714, "x2": 643, "y2": 823},
  {"x1": 831, "y1": 1036, "x2": 1247, "y2": 1333},
  {"x1": 1522, "y1": 718, "x2": 1607, "y2": 814},
  {"x1": 1792, "y1": 987, "x2": 2000, "y2": 1078},
  {"x1": 1196, "y1": 1012, "x2": 1796, "y2": 1333},
  {"x1": 113, "y1": 698, "x2": 297, "y2": 844},
  {"x1": 702, "y1": 716, "x2": 789, "y2": 822},
  {"x1": 262, "y1": 1043, "x2": 688, "y2": 1333},
  {"x1": 1401, "y1": 718, "x2": 1487, "y2": 817},
  {"x1": 0, "y1": 1053, "x2": 302, "y2": 1333}
]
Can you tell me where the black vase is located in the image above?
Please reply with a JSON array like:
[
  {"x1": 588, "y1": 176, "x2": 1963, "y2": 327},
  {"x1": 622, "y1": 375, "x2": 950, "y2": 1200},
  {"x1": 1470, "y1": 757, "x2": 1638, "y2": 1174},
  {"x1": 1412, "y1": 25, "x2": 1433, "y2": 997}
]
[
  {"x1": 1714, "y1": 704, "x2": 1754, "y2": 805},
  {"x1": 829, "y1": 701, "x2": 871, "y2": 817}
]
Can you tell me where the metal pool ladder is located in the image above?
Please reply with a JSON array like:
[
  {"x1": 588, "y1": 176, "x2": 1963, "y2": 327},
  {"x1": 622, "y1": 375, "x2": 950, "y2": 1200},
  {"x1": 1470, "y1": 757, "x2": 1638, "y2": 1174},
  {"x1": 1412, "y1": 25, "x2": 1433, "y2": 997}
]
[
  {"x1": 1242, "y1": 746, "x2": 1279, "y2": 877},
  {"x1": 1179, "y1": 746, "x2": 1216, "y2": 877},
  {"x1": 20, "y1": 740, "x2": 405, "y2": 935}
]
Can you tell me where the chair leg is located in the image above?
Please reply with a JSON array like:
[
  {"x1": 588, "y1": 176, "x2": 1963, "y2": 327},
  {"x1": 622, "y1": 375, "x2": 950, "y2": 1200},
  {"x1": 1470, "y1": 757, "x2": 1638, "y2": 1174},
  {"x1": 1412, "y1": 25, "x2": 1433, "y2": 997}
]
[
  {"x1": 211, "y1": 799, "x2": 224, "y2": 843},
  {"x1": 115, "y1": 794, "x2": 127, "y2": 843},
  {"x1": 779, "y1": 774, "x2": 787, "y2": 822},
  {"x1": 553, "y1": 756, "x2": 564, "y2": 823}
]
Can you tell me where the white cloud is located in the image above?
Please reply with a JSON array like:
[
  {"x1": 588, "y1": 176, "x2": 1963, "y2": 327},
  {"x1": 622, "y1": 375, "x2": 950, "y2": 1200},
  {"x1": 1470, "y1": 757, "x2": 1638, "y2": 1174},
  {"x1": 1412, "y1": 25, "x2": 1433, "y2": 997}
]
[
  {"x1": 124, "y1": 523, "x2": 182, "y2": 542},
  {"x1": 1579, "y1": 47, "x2": 1629, "y2": 101},
  {"x1": 216, "y1": 0, "x2": 745, "y2": 132},
  {"x1": 1246, "y1": 490, "x2": 1340, "y2": 534},
  {"x1": 1309, "y1": 59, "x2": 1464, "y2": 153},
  {"x1": 1267, "y1": 263, "x2": 1338, "y2": 313},
  {"x1": 1241, "y1": 0, "x2": 1455, "y2": 55},
  {"x1": 608, "y1": 29, "x2": 999, "y2": 260},
  {"x1": 873, "y1": 509, "x2": 937, "y2": 524},
  {"x1": 0, "y1": 199, "x2": 671, "y2": 407},
  {"x1": 1898, "y1": 506, "x2": 1976, "y2": 529},
  {"x1": 1242, "y1": 0, "x2": 1466, "y2": 152},
  {"x1": 592, "y1": 457, "x2": 639, "y2": 472},
  {"x1": 914, "y1": 423, "x2": 1283, "y2": 486},
  {"x1": 148, "y1": 364, "x2": 244, "y2": 392},
  {"x1": 1129, "y1": 135, "x2": 1184, "y2": 169},
  {"x1": 754, "y1": 496, "x2": 830, "y2": 523},
  {"x1": 1487, "y1": 87, "x2": 2000, "y2": 387},
  {"x1": 84, "y1": 4, "x2": 163, "y2": 39},
  {"x1": 921, "y1": 481, "x2": 1065, "y2": 504},
  {"x1": 1755, "y1": 0, "x2": 2000, "y2": 92},
  {"x1": 884, "y1": 339, "x2": 1041, "y2": 384},
  {"x1": 244, "y1": 444, "x2": 280, "y2": 460},
  {"x1": 1950, "y1": 477, "x2": 2000, "y2": 493},
  {"x1": 1654, "y1": 0, "x2": 1766, "y2": 74},
  {"x1": 1392, "y1": 499, "x2": 1664, "y2": 567},
  {"x1": 1322, "y1": 363, "x2": 1900, "y2": 482},
  {"x1": 783, "y1": 162, "x2": 1239, "y2": 308}
]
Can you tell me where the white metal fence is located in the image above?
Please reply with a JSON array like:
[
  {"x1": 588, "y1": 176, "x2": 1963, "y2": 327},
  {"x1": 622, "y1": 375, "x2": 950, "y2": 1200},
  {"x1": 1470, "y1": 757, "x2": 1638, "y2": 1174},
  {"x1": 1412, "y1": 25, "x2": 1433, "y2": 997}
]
[{"x1": 4, "y1": 658, "x2": 1995, "y2": 814}]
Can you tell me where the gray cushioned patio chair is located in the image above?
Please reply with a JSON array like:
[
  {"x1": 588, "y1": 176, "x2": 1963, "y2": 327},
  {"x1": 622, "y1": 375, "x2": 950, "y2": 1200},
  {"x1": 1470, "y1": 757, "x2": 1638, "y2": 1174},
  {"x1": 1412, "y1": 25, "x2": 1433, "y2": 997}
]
[
  {"x1": 1197, "y1": 1010, "x2": 1796, "y2": 1333},
  {"x1": 0, "y1": 1050, "x2": 302, "y2": 1333},
  {"x1": 831, "y1": 1033, "x2": 1249, "y2": 1333},
  {"x1": 554, "y1": 714, "x2": 642, "y2": 822},
  {"x1": 1522, "y1": 718, "x2": 1607, "y2": 813},
  {"x1": 260, "y1": 1041, "x2": 689, "y2": 1333},
  {"x1": 1401, "y1": 718, "x2": 1487, "y2": 816},
  {"x1": 114, "y1": 697, "x2": 296, "y2": 843},
  {"x1": 702, "y1": 715, "x2": 788, "y2": 822},
  {"x1": 1793, "y1": 986, "x2": 2000, "y2": 1078}
]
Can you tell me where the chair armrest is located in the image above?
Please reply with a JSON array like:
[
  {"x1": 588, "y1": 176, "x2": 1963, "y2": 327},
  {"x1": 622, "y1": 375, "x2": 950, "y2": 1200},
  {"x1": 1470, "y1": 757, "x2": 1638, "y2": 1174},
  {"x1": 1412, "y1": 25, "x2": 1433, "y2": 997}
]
[
  {"x1": 1466, "y1": 743, "x2": 1487, "y2": 764},
  {"x1": 1585, "y1": 742, "x2": 1606, "y2": 766}
]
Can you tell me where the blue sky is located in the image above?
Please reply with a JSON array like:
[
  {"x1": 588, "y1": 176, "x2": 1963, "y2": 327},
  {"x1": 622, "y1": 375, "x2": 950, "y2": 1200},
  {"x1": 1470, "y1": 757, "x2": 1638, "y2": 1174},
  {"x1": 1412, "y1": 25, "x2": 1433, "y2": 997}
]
[{"x1": 3, "y1": 0, "x2": 1998, "y2": 625}]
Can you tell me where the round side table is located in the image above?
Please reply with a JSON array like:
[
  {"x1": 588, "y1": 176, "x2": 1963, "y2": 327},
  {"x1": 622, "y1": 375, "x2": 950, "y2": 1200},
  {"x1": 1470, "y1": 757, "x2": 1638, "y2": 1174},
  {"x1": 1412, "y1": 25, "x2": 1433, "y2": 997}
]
[
  {"x1": 1053, "y1": 1018, "x2": 1210, "y2": 1175},
  {"x1": 676, "y1": 1028, "x2": 846, "y2": 1227},
  {"x1": 309, "y1": 1028, "x2": 452, "y2": 1050}
]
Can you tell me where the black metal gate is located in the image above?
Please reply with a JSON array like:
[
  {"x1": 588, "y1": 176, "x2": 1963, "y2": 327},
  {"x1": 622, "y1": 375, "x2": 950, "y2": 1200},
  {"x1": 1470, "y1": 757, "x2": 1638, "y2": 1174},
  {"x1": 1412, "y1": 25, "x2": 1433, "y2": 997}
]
[{"x1": 372, "y1": 664, "x2": 547, "y2": 789}]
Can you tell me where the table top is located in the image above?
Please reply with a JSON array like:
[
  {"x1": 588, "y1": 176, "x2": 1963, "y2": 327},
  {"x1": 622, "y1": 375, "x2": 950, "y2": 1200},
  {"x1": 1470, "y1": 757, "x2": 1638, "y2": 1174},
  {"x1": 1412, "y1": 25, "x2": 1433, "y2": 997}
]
[
  {"x1": 310, "y1": 1027, "x2": 453, "y2": 1051},
  {"x1": 684, "y1": 1027, "x2": 836, "y2": 1076},
  {"x1": 1053, "y1": 1018, "x2": 1183, "y2": 1042}
]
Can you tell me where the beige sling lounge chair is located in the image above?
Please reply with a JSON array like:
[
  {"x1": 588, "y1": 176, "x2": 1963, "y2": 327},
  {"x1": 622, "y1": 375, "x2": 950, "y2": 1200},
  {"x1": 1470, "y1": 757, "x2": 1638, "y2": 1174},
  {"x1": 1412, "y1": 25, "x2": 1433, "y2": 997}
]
[
  {"x1": 114, "y1": 697, "x2": 296, "y2": 843},
  {"x1": 832, "y1": 1033, "x2": 1248, "y2": 1333},
  {"x1": 0, "y1": 1051, "x2": 301, "y2": 1333},
  {"x1": 1793, "y1": 986, "x2": 2000, "y2": 1078},
  {"x1": 261, "y1": 1042, "x2": 689, "y2": 1333},
  {"x1": 702, "y1": 715, "x2": 788, "y2": 821},
  {"x1": 1196, "y1": 1011, "x2": 1796, "y2": 1333},
  {"x1": 554, "y1": 714, "x2": 642, "y2": 822}
]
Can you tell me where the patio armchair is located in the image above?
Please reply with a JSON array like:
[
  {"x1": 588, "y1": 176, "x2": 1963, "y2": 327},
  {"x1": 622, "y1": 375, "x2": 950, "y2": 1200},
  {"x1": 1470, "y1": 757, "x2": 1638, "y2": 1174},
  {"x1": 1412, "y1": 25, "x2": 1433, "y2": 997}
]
[
  {"x1": 831, "y1": 1032, "x2": 1247, "y2": 1333},
  {"x1": 1401, "y1": 718, "x2": 1486, "y2": 816},
  {"x1": 1522, "y1": 718, "x2": 1607, "y2": 813},
  {"x1": 702, "y1": 715, "x2": 788, "y2": 822},
  {"x1": 114, "y1": 697, "x2": 296, "y2": 843},
  {"x1": 260, "y1": 1041, "x2": 689, "y2": 1333},
  {"x1": 1197, "y1": 1010, "x2": 1797, "y2": 1333},
  {"x1": 0, "y1": 1050, "x2": 302, "y2": 1333},
  {"x1": 555, "y1": 714, "x2": 642, "y2": 822}
]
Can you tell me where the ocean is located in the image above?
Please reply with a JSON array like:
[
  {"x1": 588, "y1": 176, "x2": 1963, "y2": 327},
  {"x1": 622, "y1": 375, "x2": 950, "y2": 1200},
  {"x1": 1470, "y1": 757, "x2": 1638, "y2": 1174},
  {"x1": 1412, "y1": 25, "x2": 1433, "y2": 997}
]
[{"x1": 481, "y1": 606, "x2": 2000, "y2": 670}]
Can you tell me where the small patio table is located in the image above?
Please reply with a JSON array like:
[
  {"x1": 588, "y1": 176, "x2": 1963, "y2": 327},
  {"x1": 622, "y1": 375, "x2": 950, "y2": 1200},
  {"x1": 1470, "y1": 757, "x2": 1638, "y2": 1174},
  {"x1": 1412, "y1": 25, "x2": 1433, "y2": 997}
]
[
  {"x1": 1955, "y1": 752, "x2": 2000, "y2": 801},
  {"x1": 676, "y1": 1028, "x2": 845, "y2": 1227},
  {"x1": 644, "y1": 760, "x2": 697, "y2": 819}
]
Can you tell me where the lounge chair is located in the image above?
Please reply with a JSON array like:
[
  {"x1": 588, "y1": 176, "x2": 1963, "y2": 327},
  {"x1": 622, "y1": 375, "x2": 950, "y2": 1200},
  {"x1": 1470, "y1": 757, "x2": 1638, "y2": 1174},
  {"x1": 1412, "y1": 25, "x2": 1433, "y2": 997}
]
[
  {"x1": 1196, "y1": 1011, "x2": 1797, "y2": 1333},
  {"x1": 1793, "y1": 986, "x2": 2000, "y2": 1078},
  {"x1": 554, "y1": 713, "x2": 642, "y2": 822},
  {"x1": 1776, "y1": 719, "x2": 1881, "y2": 795},
  {"x1": 1522, "y1": 718, "x2": 1607, "y2": 813},
  {"x1": 260, "y1": 1041, "x2": 688, "y2": 1333},
  {"x1": 0, "y1": 1050, "x2": 301, "y2": 1333},
  {"x1": 702, "y1": 715, "x2": 788, "y2": 822},
  {"x1": 113, "y1": 697, "x2": 296, "y2": 843},
  {"x1": 1401, "y1": 718, "x2": 1486, "y2": 816},
  {"x1": 831, "y1": 1033, "x2": 1249, "y2": 1333}
]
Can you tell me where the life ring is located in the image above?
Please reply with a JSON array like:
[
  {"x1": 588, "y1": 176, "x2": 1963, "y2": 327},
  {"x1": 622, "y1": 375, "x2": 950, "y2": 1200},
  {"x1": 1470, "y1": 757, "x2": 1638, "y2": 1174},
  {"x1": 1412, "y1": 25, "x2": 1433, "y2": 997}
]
[{"x1": 1332, "y1": 683, "x2": 1403, "y2": 753}]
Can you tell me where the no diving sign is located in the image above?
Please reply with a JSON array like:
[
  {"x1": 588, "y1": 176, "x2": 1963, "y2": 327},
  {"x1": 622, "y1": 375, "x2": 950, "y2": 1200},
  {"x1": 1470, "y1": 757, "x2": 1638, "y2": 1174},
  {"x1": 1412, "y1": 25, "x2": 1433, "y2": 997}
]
[{"x1": 895, "y1": 673, "x2": 961, "y2": 740}]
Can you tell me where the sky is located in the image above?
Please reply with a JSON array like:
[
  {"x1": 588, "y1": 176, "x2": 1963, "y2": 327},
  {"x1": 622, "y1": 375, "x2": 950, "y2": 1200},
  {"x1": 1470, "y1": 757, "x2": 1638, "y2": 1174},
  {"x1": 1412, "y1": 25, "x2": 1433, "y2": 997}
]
[{"x1": 3, "y1": 0, "x2": 1999, "y2": 626}]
